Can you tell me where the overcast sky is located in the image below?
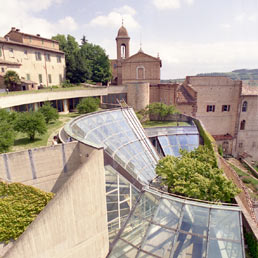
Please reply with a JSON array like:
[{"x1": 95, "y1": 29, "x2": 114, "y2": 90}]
[{"x1": 1, "y1": 0, "x2": 258, "y2": 79}]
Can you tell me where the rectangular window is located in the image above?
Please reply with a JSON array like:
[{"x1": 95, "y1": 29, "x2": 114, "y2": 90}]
[
  {"x1": 42, "y1": 40, "x2": 44, "y2": 45},
  {"x1": 59, "y1": 74, "x2": 62, "y2": 84},
  {"x1": 24, "y1": 50, "x2": 28, "y2": 59},
  {"x1": 29, "y1": 36, "x2": 32, "y2": 43},
  {"x1": 9, "y1": 48, "x2": 14, "y2": 58},
  {"x1": 222, "y1": 105, "x2": 230, "y2": 112},
  {"x1": 38, "y1": 74, "x2": 43, "y2": 84},
  {"x1": 48, "y1": 74, "x2": 52, "y2": 84},
  {"x1": 26, "y1": 74, "x2": 30, "y2": 80},
  {"x1": 0, "y1": 47, "x2": 2, "y2": 57},
  {"x1": 35, "y1": 52, "x2": 42, "y2": 61},
  {"x1": 1, "y1": 67, "x2": 4, "y2": 73},
  {"x1": 57, "y1": 55, "x2": 61, "y2": 63},
  {"x1": 206, "y1": 105, "x2": 215, "y2": 112},
  {"x1": 45, "y1": 53, "x2": 51, "y2": 62}
]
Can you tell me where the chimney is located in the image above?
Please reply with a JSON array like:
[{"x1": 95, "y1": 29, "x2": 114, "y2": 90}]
[
  {"x1": 16, "y1": 29, "x2": 20, "y2": 32},
  {"x1": 11, "y1": 27, "x2": 16, "y2": 31},
  {"x1": 36, "y1": 34, "x2": 40, "y2": 37}
]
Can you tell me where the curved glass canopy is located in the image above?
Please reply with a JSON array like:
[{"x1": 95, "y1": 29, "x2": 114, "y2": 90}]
[{"x1": 66, "y1": 108, "x2": 159, "y2": 185}]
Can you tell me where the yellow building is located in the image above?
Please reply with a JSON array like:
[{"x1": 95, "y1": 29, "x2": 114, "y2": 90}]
[{"x1": 0, "y1": 27, "x2": 65, "y2": 89}]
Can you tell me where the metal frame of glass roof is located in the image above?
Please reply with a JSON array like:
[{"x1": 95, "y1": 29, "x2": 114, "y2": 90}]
[
  {"x1": 108, "y1": 188, "x2": 245, "y2": 258},
  {"x1": 64, "y1": 108, "x2": 245, "y2": 258}
]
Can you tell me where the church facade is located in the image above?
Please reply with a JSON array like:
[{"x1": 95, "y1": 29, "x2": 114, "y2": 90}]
[{"x1": 110, "y1": 25, "x2": 161, "y2": 85}]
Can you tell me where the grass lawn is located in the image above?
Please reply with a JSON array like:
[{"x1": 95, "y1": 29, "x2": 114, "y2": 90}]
[
  {"x1": 12, "y1": 113, "x2": 80, "y2": 152},
  {"x1": 229, "y1": 163, "x2": 258, "y2": 200},
  {"x1": 142, "y1": 120, "x2": 190, "y2": 128}
]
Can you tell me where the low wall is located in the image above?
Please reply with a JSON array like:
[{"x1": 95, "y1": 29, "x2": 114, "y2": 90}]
[
  {"x1": 0, "y1": 142, "x2": 81, "y2": 193},
  {"x1": 4, "y1": 143, "x2": 109, "y2": 258}
]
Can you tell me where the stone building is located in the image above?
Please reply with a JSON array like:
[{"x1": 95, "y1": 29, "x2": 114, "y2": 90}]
[
  {"x1": 0, "y1": 27, "x2": 65, "y2": 88},
  {"x1": 110, "y1": 25, "x2": 161, "y2": 85}
]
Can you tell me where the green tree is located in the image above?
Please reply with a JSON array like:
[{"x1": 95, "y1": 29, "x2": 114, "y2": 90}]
[
  {"x1": 77, "y1": 97, "x2": 100, "y2": 114},
  {"x1": 4, "y1": 70, "x2": 20, "y2": 91},
  {"x1": 155, "y1": 146, "x2": 240, "y2": 202},
  {"x1": 52, "y1": 34, "x2": 112, "y2": 84},
  {"x1": 147, "y1": 102, "x2": 178, "y2": 120},
  {"x1": 0, "y1": 109, "x2": 16, "y2": 153},
  {"x1": 14, "y1": 112, "x2": 47, "y2": 141},
  {"x1": 39, "y1": 103, "x2": 59, "y2": 124}
]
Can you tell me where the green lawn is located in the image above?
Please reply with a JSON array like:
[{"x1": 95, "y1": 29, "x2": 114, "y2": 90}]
[
  {"x1": 0, "y1": 86, "x2": 96, "y2": 97},
  {"x1": 229, "y1": 163, "x2": 258, "y2": 199},
  {"x1": 142, "y1": 120, "x2": 190, "y2": 128},
  {"x1": 12, "y1": 113, "x2": 80, "y2": 152}
]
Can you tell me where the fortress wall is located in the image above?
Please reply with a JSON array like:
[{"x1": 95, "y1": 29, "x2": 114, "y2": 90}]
[
  {"x1": 0, "y1": 142, "x2": 81, "y2": 193},
  {"x1": 4, "y1": 143, "x2": 109, "y2": 258}
]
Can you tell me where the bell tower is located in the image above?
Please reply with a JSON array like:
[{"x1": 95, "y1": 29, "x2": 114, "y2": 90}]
[{"x1": 116, "y1": 24, "x2": 130, "y2": 59}]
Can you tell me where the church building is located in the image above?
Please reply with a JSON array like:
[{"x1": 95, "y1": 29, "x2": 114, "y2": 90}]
[{"x1": 110, "y1": 25, "x2": 161, "y2": 85}]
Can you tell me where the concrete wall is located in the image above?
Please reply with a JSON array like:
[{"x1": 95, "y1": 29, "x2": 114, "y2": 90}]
[
  {"x1": 0, "y1": 85, "x2": 128, "y2": 109},
  {"x1": 0, "y1": 142, "x2": 81, "y2": 193},
  {"x1": 4, "y1": 143, "x2": 109, "y2": 258},
  {"x1": 187, "y1": 76, "x2": 242, "y2": 137},
  {"x1": 127, "y1": 82, "x2": 149, "y2": 111}
]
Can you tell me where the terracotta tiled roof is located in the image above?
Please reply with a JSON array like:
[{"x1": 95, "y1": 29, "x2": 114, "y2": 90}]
[
  {"x1": 176, "y1": 85, "x2": 195, "y2": 104},
  {"x1": 0, "y1": 38, "x2": 64, "y2": 54},
  {"x1": 212, "y1": 134, "x2": 233, "y2": 141},
  {"x1": 241, "y1": 84, "x2": 258, "y2": 96}
]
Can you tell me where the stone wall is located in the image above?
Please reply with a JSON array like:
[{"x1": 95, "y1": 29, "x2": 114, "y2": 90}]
[
  {"x1": 127, "y1": 82, "x2": 149, "y2": 111},
  {"x1": 236, "y1": 95, "x2": 258, "y2": 161},
  {"x1": 187, "y1": 76, "x2": 242, "y2": 137},
  {"x1": 4, "y1": 143, "x2": 109, "y2": 258}
]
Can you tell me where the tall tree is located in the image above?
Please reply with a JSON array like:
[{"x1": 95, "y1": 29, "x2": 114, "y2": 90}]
[
  {"x1": 52, "y1": 34, "x2": 112, "y2": 84},
  {"x1": 4, "y1": 70, "x2": 20, "y2": 91}
]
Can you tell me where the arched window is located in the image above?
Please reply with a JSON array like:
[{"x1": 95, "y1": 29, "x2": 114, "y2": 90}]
[
  {"x1": 121, "y1": 44, "x2": 126, "y2": 59},
  {"x1": 240, "y1": 120, "x2": 246, "y2": 130},
  {"x1": 136, "y1": 66, "x2": 145, "y2": 80},
  {"x1": 242, "y1": 101, "x2": 247, "y2": 112}
]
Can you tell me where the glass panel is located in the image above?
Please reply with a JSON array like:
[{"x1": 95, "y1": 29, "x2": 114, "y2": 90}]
[
  {"x1": 207, "y1": 239, "x2": 243, "y2": 258},
  {"x1": 158, "y1": 136, "x2": 169, "y2": 147},
  {"x1": 141, "y1": 224, "x2": 175, "y2": 257},
  {"x1": 109, "y1": 239, "x2": 138, "y2": 258},
  {"x1": 209, "y1": 210, "x2": 241, "y2": 241},
  {"x1": 168, "y1": 135, "x2": 178, "y2": 146},
  {"x1": 163, "y1": 147, "x2": 174, "y2": 156},
  {"x1": 180, "y1": 204, "x2": 209, "y2": 236},
  {"x1": 153, "y1": 198, "x2": 182, "y2": 229},
  {"x1": 178, "y1": 135, "x2": 188, "y2": 145},
  {"x1": 188, "y1": 135, "x2": 199, "y2": 145},
  {"x1": 172, "y1": 146, "x2": 180, "y2": 157},
  {"x1": 172, "y1": 232, "x2": 207, "y2": 258}
]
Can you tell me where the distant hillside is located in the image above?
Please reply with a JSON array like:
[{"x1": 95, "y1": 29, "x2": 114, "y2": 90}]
[
  {"x1": 197, "y1": 69, "x2": 258, "y2": 85},
  {"x1": 163, "y1": 69, "x2": 258, "y2": 86}
]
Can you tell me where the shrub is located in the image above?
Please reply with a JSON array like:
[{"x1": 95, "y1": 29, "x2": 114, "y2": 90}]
[
  {"x1": 77, "y1": 97, "x2": 100, "y2": 114},
  {"x1": 0, "y1": 181, "x2": 53, "y2": 242},
  {"x1": 156, "y1": 146, "x2": 240, "y2": 202},
  {"x1": 14, "y1": 111, "x2": 47, "y2": 141},
  {"x1": 39, "y1": 102, "x2": 59, "y2": 124},
  {"x1": 147, "y1": 102, "x2": 178, "y2": 120}
]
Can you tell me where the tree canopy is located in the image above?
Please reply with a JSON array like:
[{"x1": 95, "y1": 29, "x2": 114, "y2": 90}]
[
  {"x1": 39, "y1": 102, "x2": 59, "y2": 124},
  {"x1": 14, "y1": 112, "x2": 47, "y2": 141},
  {"x1": 52, "y1": 34, "x2": 112, "y2": 84},
  {"x1": 0, "y1": 109, "x2": 16, "y2": 153},
  {"x1": 147, "y1": 102, "x2": 179, "y2": 120},
  {"x1": 4, "y1": 70, "x2": 20, "y2": 91},
  {"x1": 155, "y1": 146, "x2": 240, "y2": 202},
  {"x1": 77, "y1": 97, "x2": 100, "y2": 114}
]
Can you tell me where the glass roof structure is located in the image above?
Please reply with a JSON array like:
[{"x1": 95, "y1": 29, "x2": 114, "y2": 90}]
[
  {"x1": 145, "y1": 125, "x2": 199, "y2": 157},
  {"x1": 108, "y1": 188, "x2": 244, "y2": 258},
  {"x1": 66, "y1": 108, "x2": 159, "y2": 185},
  {"x1": 65, "y1": 108, "x2": 245, "y2": 258}
]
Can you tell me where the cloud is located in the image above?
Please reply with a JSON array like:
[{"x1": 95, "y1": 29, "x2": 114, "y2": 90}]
[
  {"x1": 89, "y1": 5, "x2": 139, "y2": 29},
  {"x1": 152, "y1": 0, "x2": 194, "y2": 10},
  {"x1": 235, "y1": 13, "x2": 257, "y2": 23},
  {"x1": 0, "y1": 0, "x2": 77, "y2": 38},
  {"x1": 221, "y1": 23, "x2": 231, "y2": 29}
]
